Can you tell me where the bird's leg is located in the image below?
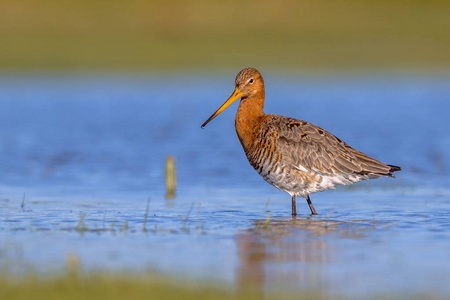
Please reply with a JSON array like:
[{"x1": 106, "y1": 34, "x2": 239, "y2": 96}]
[
  {"x1": 291, "y1": 195, "x2": 297, "y2": 216},
  {"x1": 306, "y1": 195, "x2": 317, "y2": 215}
]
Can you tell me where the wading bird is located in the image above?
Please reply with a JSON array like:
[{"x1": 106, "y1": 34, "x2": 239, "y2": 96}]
[{"x1": 201, "y1": 68, "x2": 401, "y2": 216}]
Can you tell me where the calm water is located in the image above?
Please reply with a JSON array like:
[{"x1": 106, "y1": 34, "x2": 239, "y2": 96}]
[{"x1": 0, "y1": 72, "x2": 449, "y2": 298}]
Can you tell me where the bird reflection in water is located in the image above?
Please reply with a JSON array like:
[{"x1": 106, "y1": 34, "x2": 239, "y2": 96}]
[{"x1": 235, "y1": 217, "x2": 377, "y2": 296}]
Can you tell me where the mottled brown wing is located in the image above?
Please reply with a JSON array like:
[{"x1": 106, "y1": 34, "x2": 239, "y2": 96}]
[{"x1": 262, "y1": 115, "x2": 397, "y2": 177}]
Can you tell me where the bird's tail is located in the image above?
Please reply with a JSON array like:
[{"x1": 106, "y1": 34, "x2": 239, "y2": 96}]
[
  {"x1": 388, "y1": 165, "x2": 401, "y2": 172},
  {"x1": 387, "y1": 165, "x2": 401, "y2": 177}
]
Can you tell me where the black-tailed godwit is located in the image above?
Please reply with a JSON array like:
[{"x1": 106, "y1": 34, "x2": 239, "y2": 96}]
[{"x1": 202, "y1": 68, "x2": 401, "y2": 216}]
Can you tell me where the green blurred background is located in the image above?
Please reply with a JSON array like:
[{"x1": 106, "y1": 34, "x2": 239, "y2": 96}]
[{"x1": 1, "y1": 0, "x2": 449, "y2": 72}]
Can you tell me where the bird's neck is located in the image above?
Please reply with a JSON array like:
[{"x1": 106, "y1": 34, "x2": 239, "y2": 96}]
[{"x1": 235, "y1": 92, "x2": 265, "y2": 154}]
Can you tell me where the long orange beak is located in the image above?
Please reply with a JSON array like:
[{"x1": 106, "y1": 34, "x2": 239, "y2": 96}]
[{"x1": 201, "y1": 87, "x2": 243, "y2": 128}]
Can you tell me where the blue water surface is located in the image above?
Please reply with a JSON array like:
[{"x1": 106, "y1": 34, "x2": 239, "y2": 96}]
[{"x1": 0, "y1": 72, "x2": 449, "y2": 299}]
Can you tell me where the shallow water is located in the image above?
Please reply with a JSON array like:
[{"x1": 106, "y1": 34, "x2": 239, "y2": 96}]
[{"x1": 0, "y1": 72, "x2": 449, "y2": 298}]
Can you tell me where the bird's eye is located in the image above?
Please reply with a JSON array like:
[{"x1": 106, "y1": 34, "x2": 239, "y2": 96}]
[{"x1": 249, "y1": 78, "x2": 254, "y2": 84}]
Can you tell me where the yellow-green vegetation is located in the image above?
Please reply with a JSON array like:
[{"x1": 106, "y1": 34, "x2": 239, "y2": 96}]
[
  {"x1": 0, "y1": 272, "x2": 309, "y2": 300},
  {"x1": 1, "y1": 0, "x2": 450, "y2": 71},
  {"x1": 165, "y1": 156, "x2": 177, "y2": 199}
]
